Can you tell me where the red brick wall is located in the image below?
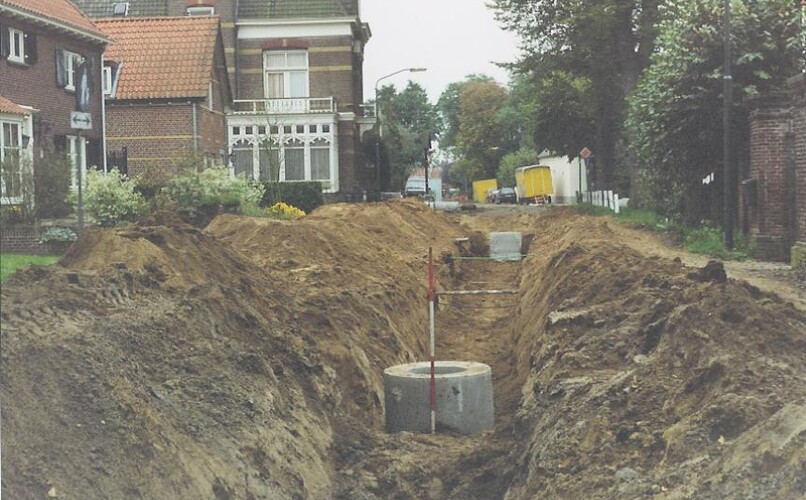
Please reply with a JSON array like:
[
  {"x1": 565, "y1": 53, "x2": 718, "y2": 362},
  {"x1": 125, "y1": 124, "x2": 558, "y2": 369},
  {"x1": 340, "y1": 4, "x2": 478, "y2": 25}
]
[
  {"x1": 0, "y1": 224, "x2": 73, "y2": 255},
  {"x1": 0, "y1": 16, "x2": 105, "y2": 160},
  {"x1": 105, "y1": 103, "x2": 195, "y2": 177},
  {"x1": 746, "y1": 93, "x2": 792, "y2": 261},
  {"x1": 791, "y1": 75, "x2": 806, "y2": 247}
]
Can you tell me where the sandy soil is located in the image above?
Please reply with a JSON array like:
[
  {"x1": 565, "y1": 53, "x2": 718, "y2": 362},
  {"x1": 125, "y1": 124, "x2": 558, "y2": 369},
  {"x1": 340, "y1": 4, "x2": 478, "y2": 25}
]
[{"x1": 1, "y1": 202, "x2": 804, "y2": 499}]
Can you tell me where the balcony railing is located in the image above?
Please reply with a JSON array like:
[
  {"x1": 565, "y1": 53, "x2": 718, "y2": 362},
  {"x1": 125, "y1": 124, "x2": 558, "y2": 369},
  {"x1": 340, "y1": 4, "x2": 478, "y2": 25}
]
[{"x1": 231, "y1": 97, "x2": 337, "y2": 115}]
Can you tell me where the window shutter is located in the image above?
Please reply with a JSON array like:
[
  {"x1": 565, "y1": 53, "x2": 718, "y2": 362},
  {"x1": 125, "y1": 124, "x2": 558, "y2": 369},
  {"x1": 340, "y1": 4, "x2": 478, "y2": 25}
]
[
  {"x1": 0, "y1": 24, "x2": 8, "y2": 59},
  {"x1": 24, "y1": 32, "x2": 36, "y2": 64},
  {"x1": 55, "y1": 48, "x2": 66, "y2": 87}
]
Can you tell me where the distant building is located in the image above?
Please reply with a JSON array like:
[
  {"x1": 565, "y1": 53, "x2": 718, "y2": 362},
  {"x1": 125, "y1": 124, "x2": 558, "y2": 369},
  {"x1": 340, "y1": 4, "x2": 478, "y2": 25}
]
[
  {"x1": 0, "y1": 0, "x2": 110, "y2": 206},
  {"x1": 74, "y1": 0, "x2": 375, "y2": 196},
  {"x1": 94, "y1": 16, "x2": 231, "y2": 176}
]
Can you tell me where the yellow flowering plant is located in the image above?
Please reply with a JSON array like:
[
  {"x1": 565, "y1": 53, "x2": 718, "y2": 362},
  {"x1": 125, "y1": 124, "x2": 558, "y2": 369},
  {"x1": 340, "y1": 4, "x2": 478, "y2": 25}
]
[{"x1": 264, "y1": 201, "x2": 305, "y2": 220}]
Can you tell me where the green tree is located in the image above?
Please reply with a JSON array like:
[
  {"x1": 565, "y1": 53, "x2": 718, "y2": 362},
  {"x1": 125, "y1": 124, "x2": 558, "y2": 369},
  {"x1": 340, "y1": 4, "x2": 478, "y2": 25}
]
[
  {"x1": 437, "y1": 74, "x2": 494, "y2": 154},
  {"x1": 456, "y1": 80, "x2": 513, "y2": 179},
  {"x1": 374, "y1": 82, "x2": 440, "y2": 190},
  {"x1": 626, "y1": 0, "x2": 802, "y2": 223},
  {"x1": 492, "y1": 0, "x2": 662, "y2": 191}
]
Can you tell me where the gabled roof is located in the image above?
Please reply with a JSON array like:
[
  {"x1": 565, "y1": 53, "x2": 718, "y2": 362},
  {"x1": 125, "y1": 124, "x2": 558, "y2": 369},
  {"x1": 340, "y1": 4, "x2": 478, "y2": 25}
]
[
  {"x1": 238, "y1": 0, "x2": 358, "y2": 19},
  {"x1": 94, "y1": 16, "x2": 219, "y2": 100},
  {"x1": 0, "y1": 0, "x2": 109, "y2": 42},
  {"x1": 0, "y1": 95, "x2": 29, "y2": 115},
  {"x1": 71, "y1": 0, "x2": 168, "y2": 18}
]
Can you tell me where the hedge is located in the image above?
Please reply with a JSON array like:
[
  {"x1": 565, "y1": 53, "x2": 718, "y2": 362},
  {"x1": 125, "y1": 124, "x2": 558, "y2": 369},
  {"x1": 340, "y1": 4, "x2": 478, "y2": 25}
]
[{"x1": 261, "y1": 182, "x2": 323, "y2": 214}]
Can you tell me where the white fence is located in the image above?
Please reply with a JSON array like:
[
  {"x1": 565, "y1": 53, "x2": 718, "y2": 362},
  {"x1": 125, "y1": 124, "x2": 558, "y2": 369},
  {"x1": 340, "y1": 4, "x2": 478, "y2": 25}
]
[{"x1": 587, "y1": 190, "x2": 620, "y2": 214}]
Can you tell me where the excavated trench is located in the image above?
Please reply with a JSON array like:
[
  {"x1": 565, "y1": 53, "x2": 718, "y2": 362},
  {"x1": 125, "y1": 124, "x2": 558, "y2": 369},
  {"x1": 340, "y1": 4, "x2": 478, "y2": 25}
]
[{"x1": 2, "y1": 201, "x2": 805, "y2": 499}]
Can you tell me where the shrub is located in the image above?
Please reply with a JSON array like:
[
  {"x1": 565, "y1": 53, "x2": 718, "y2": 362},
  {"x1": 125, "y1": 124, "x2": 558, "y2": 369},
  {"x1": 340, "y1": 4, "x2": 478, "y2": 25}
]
[
  {"x1": 38, "y1": 227, "x2": 77, "y2": 244},
  {"x1": 160, "y1": 166, "x2": 265, "y2": 216},
  {"x1": 83, "y1": 168, "x2": 145, "y2": 226},
  {"x1": 261, "y1": 182, "x2": 323, "y2": 214},
  {"x1": 684, "y1": 226, "x2": 752, "y2": 261},
  {"x1": 35, "y1": 151, "x2": 72, "y2": 219},
  {"x1": 264, "y1": 201, "x2": 305, "y2": 220}
]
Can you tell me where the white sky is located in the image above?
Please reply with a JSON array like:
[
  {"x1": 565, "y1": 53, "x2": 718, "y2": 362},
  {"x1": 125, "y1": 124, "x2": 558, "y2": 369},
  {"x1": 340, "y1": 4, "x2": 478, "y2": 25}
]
[{"x1": 361, "y1": 0, "x2": 520, "y2": 102}]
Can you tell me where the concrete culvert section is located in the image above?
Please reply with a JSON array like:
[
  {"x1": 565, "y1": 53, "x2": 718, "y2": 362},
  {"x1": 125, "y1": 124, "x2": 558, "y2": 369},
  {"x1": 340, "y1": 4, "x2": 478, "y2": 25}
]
[{"x1": 384, "y1": 361, "x2": 494, "y2": 435}]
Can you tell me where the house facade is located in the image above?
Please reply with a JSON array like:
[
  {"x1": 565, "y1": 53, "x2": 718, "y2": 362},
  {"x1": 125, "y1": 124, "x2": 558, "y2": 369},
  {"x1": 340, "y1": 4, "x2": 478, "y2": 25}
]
[
  {"x1": 0, "y1": 0, "x2": 110, "y2": 206},
  {"x1": 94, "y1": 16, "x2": 230, "y2": 176},
  {"x1": 74, "y1": 0, "x2": 375, "y2": 195}
]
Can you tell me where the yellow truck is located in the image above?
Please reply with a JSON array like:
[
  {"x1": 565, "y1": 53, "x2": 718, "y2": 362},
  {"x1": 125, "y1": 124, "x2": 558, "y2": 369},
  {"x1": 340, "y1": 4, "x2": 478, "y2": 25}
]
[
  {"x1": 472, "y1": 178, "x2": 498, "y2": 204},
  {"x1": 515, "y1": 165, "x2": 553, "y2": 204}
]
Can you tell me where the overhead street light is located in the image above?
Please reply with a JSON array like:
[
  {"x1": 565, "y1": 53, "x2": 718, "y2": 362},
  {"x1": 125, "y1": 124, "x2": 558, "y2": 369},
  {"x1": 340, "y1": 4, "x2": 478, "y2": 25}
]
[{"x1": 374, "y1": 67, "x2": 427, "y2": 194}]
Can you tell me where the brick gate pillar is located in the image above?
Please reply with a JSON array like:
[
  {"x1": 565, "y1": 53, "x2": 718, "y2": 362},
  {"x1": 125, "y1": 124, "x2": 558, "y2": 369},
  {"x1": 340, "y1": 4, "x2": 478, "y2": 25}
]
[
  {"x1": 746, "y1": 93, "x2": 792, "y2": 262},
  {"x1": 789, "y1": 74, "x2": 806, "y2": 268}
]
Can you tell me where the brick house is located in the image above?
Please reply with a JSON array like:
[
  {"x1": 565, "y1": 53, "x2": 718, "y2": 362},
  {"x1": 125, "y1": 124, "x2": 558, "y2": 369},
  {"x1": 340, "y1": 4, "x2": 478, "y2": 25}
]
[
  {"x1": 744, "y1": 75, "x2": 806, "y2": 265},
  {"x1": 93, "y1": 16, "x2": 231, "y2": 176},
  {"x1": 74, "y1": 0, "x2": 375, "y2": 196},
  {"x1": 0, "y1": 0, "x2": 110, "y2": 207}
]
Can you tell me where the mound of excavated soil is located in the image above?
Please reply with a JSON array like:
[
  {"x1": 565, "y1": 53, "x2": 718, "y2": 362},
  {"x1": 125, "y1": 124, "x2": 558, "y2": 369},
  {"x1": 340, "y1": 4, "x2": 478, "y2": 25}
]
[{"x1": 2, "y1": 202, "x2": 804, "y2": 499}]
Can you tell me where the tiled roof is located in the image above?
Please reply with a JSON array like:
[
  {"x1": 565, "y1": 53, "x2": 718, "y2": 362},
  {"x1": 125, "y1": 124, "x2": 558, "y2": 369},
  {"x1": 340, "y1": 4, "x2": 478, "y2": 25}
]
[
  {"x1": 71, "y1": 0, "x2": 168, "y2": 18},
  {"x1": 0, "y1": 95, "x2": 29, "y2": 115},
  {"x1": 0, "y1": 0, "x2": 108, "y2": 40},
  {"x1": 94, "y1": 16, "x2": 219, "y2": 100},
  {"x1": 238, "y1": 0, "x2": 358, "y2": 19}
]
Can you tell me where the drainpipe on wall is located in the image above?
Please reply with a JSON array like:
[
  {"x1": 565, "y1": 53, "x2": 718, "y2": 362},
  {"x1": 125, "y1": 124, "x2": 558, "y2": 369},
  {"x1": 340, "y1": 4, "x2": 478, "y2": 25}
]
[
  {"x1": 100, "y1": 55, "x2": 108, "y2": 172},
  {"x1": 192, "y1": 101, "x2": 199, "y2": 153}
]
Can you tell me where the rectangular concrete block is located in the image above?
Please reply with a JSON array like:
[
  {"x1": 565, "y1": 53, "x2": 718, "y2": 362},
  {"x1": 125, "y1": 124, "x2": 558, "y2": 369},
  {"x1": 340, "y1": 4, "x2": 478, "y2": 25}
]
[{"x1": 490, "y1": 232, "x2": 522, "y2": 261}]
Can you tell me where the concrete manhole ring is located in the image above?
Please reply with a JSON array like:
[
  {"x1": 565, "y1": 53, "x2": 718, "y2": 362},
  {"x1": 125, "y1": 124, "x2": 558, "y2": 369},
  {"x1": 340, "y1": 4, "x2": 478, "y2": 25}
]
[{"x1": 384, "y1": 361, "x2": 494, "y2": 435}]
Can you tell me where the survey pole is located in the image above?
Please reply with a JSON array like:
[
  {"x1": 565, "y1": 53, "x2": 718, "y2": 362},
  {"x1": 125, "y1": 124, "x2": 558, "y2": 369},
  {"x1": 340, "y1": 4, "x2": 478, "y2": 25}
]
[{"x1": 427, "y1": 246, "x2": 436, "y2": 434}]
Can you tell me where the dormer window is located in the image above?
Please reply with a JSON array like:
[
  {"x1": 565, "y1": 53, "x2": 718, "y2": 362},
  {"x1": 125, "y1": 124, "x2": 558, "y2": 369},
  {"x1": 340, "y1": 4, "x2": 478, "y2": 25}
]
[
  {"x1": 103, "y1": 66, "x2": 113, "y2": 95},
  {"x1": 112, "y1": 2, "x2": 129, "y2": 16},
  {"x1": 187, "y1": 6, "x2": 215, "y2": 16}
]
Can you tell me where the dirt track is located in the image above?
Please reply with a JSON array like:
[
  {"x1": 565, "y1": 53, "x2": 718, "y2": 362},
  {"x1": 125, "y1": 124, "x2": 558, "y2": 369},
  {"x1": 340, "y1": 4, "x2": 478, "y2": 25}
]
[{"x1": 1, "y1": 201, "x2": 804, "y2": 499}]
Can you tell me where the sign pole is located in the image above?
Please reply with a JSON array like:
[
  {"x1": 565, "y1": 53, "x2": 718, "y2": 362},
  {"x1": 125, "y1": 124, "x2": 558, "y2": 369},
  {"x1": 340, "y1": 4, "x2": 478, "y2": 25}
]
[
  {"x1": 427, "y1": 246, "x2": 436, "y2": 434},
  {"x1": 77, "y1": 130, "x2": 84, "y2": 230}
]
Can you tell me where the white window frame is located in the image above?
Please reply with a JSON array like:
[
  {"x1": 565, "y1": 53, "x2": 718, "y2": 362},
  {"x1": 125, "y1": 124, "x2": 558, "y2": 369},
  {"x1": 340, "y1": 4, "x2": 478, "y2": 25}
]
[
  {"x1": 1, "y1": 112, "x2": 33, "y2": 205},
  {"x1": 263, "y1": 50, "x2": 309, "y2": 99},
  {"x1": 112, "y1": 2, "x2": 129, "y2": 16},
  {"x1": 208, "y1": 81, "x2": 214, "y2": 110},
  {"x1": 67, "y1": 135, "x2": 87, "y2": 189},
  {"x1": 227, "y1": 118, "x2": 338, "y2": 191},
  {"x1": 1, "y1": 119, "x2": 22, "y2": 203},
  {"x1": 187, "y1": 6, "x2": 215, "y2": 16},
  {"x1": 103, "y1": 65, "x2": 113, "y2": 95},
  {"x1": 7, "y1": 28, "x2": 25, "y2": 64},
  {"x1": 64, "y1": 51, "x2": 82, "y2": 91}
]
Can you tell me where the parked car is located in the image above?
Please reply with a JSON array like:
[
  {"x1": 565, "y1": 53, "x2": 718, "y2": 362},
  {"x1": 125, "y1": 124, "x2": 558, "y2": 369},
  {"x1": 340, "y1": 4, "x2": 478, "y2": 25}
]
[{"x1": 496, "y1": 187, "x2": 517, "y2": 204}]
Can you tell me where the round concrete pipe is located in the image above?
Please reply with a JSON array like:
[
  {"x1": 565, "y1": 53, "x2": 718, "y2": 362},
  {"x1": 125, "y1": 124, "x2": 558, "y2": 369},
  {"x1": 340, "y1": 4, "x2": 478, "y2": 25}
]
[{"x1": 384, "y1": 361, "x2": 494, "y2": 435}]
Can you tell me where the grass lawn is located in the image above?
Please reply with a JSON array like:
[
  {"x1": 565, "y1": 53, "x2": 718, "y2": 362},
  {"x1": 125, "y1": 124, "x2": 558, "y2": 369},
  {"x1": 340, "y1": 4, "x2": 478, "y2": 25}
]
[{"x1": 1, "y1": 254, "x2": 60, "y2": 282}]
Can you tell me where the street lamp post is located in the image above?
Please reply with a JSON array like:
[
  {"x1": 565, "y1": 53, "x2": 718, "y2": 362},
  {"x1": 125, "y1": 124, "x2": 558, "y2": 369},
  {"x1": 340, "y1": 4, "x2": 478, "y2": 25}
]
[
  {"x1": 374, "y1": 67, "x2": 426, "y2": 194},
  {"x1": 723, "y1": 0, "x2": 734, "y2": 248}
]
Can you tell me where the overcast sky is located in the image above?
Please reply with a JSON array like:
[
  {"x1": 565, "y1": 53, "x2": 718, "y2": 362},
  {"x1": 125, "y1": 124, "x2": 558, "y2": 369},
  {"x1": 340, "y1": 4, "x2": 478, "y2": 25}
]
[{"x1": 361, "y1": 0, "x2": 520, "y2": 102}]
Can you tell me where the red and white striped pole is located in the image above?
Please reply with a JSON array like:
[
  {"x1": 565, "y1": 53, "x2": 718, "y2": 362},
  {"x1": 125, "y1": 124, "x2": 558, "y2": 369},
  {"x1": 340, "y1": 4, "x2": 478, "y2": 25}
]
[{"x1": 427, "y1": 246, "x2": 437, "y2": 434}]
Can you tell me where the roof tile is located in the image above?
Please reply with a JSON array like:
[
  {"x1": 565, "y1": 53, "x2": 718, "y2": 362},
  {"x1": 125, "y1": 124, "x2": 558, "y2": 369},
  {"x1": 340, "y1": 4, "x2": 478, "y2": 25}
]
[
  {"x1": 0, "y1": 95, "x2": 29, "y2": 115},
  {"x1": 0, "y1": 0, "x2": 108, "y2": 40},
  {"x1": 94, "y1": 16, "x2": 219, "y2": 100},
  {"x1": 238, "y1": 0, "x2": 358, "y2": 19}
]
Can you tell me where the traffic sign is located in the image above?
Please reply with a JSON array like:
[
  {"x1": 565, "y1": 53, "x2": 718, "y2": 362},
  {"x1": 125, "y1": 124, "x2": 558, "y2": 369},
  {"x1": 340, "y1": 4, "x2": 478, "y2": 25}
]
[
  {"x1": 70, "y1": 111, "x2": 92, "y2": 130},
  {"x1": 580, "y1": 147, "x2": 592, "y2": 159}
]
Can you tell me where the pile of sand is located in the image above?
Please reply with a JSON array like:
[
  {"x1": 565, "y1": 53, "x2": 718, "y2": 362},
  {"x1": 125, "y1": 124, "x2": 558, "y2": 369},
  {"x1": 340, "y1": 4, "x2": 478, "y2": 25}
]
[{"x1": 2, "y1": 202, "x2": 804, "y2": 499}]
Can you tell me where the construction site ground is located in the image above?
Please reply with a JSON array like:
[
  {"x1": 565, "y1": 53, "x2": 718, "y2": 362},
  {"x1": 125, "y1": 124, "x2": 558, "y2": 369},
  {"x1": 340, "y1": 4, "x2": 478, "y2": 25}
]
[{"x1": 1, "y1": 200, "x2": 804, "y2": 499}]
